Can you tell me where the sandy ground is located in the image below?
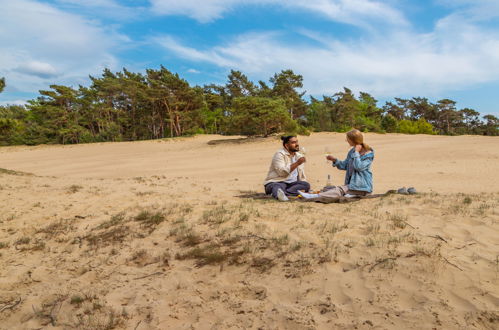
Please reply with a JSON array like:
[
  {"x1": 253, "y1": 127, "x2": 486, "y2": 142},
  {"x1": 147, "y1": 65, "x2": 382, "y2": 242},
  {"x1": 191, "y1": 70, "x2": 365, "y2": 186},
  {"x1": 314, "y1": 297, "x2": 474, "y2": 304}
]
[{"x1": 0, "y1": 133, "x2": 498, "y2": 329}]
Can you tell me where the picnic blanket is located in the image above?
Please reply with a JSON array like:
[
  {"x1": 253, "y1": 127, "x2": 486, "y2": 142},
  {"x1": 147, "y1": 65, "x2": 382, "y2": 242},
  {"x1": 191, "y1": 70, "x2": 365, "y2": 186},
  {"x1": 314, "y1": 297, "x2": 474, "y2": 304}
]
[{"x1": 236, "y1": 190, "x2": 401, "y2": 203}]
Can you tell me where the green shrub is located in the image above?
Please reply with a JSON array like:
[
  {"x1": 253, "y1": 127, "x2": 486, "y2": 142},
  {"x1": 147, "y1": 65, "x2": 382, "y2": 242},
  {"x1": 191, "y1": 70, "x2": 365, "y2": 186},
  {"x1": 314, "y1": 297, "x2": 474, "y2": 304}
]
[{"x1": 398, "y1": 118, "x2": 435, "y2": 134}]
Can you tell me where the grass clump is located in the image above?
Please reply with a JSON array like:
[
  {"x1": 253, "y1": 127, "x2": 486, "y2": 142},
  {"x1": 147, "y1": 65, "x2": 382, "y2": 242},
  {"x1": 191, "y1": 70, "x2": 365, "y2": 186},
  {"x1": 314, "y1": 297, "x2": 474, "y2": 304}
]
[
  {"x1": 15, "y1": 236, "x2": 31, "y2": 245},
  {"x1": 96, "y1": 212, "x2": 126, "y2": 230},
  {"x1": 387, "y1": 213, "x2": 408, "y2": 229},
  {"x1": 67, "y1": 185, "x2": 83, "y2": 193},
  {"x1": 175, "y1": 246, "x2": 228, "y2": 266},
  {"x1": 70, "y1": 295, "x2": 85, "y2": 306},
  {"x1": 134, "y1": 210, "x2": 166, "y2": 229},
  {"x1": 86, "y1": 225, "x2": 129, "y2": 248},
  {"x1": 201, "y1": 205, "x2": 234, "y2": 225},
  {"x1": 37, "y1": 219, "x2": 74, "y2": 238},
  {"x1": 0, "y1": 168, "x2": 33, "y2": 176}
]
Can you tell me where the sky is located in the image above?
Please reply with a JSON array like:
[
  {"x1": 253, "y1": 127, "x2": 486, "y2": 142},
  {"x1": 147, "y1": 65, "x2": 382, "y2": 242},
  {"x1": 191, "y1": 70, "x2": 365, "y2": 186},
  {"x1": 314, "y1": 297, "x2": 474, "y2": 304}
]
[{"x1": 1, "y1": 0, "x2": 498, "y2": 117}]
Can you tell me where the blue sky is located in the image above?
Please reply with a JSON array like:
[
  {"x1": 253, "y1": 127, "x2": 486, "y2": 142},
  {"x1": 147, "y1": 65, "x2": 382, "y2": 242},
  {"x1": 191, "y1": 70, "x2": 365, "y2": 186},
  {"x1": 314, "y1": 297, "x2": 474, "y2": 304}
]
[{"x1": 1, "y1": 0, "x2": 498, "y2": 117}]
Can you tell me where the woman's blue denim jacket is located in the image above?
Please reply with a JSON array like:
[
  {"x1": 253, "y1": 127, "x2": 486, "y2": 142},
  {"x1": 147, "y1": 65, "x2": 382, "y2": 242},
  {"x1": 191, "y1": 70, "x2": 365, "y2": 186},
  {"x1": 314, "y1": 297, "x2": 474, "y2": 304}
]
[{"x1": 333, "y1": 148, "x2": 374, "y2": 192}]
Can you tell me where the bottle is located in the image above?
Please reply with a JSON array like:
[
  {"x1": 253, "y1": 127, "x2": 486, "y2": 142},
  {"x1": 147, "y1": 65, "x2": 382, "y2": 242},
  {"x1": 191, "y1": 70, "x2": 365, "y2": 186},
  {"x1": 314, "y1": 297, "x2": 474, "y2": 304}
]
[{"x1": 326, "y1": 174, "x2": 332, "y2": 187}]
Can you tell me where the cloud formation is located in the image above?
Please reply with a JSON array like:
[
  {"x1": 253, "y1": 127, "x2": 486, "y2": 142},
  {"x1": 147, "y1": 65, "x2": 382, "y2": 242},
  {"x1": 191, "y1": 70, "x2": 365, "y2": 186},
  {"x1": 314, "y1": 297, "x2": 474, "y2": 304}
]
[
  {"x1": 14, "y1": 61, "x2": 59, "y2": 79},
  {"x1": 1, "y1": 0, "x2": 498, "y2": 114},
  {"x1": 0, "y1": 0, "x2": 125, "y2": 94},
  {"x1": 156, "y1": 15, "x2": 499, "y2": 97},
  {"x1": 149, "y1": 0, "x2": 407, "y2": 27}
]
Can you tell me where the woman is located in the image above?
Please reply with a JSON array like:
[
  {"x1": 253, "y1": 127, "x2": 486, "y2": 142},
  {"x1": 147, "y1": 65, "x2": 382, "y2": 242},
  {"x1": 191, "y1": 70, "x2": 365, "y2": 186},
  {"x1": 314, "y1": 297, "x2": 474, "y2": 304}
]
[{"x1": 299, "y1": 129, "x2": 374, "y2": 199}]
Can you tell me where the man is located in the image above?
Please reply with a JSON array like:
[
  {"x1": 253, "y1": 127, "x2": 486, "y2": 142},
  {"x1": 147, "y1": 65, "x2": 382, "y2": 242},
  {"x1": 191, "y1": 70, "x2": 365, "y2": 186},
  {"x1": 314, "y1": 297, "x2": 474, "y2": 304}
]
[{"x1": 264, "y1": 135, "x2": 311, "y2": 201}]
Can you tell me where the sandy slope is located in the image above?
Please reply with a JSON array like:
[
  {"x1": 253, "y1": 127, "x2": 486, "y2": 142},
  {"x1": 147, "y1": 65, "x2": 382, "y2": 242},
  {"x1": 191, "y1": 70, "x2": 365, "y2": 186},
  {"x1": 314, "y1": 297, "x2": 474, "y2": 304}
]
[{"x1": 0, "y1": 133, "x2": 498, "y2": 329}]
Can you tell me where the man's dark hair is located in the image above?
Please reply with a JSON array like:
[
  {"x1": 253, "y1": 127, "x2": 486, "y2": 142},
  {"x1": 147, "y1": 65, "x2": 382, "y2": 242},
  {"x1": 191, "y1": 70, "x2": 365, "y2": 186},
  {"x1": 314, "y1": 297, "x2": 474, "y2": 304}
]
[{"x1": 281, "y1": 135, "x2": 296, "y2": 146}]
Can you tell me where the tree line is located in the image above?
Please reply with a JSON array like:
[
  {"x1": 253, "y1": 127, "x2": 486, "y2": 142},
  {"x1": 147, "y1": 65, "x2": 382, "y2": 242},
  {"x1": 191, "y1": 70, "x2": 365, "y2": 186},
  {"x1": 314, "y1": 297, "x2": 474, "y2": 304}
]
[{"x1": 0, "y1": 67, "x2": 497, "y2": 146}]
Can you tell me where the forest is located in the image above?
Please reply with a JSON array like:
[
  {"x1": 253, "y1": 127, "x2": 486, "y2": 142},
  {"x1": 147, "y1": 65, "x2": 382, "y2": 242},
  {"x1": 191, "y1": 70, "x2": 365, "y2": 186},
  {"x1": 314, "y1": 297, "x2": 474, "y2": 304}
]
[{"x1": 0, "y1": 67, "x2": 497, "y2": 146}]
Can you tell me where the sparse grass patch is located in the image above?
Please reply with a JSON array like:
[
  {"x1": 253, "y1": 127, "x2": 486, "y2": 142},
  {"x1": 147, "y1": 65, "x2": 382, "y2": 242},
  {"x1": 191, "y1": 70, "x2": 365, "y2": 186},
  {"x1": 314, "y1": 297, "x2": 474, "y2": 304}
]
[
  {"x1": 411, "y1": 244, "x2": 436, "y2": 257},
  {"x1": 0, "y1": 167, "x2": 33, "y2": 176},
  {"x1": 387, "y1": 213, "x2": 408, "y2": 229},
  {"x1": 37, "y1": 219, "x2": 74, "y2": 238},
  {"x1": 238, "y1": 212, "x2": 250, "y2": 222},
  {"x1": 295, "y1": 204, "x2": 312, "y2": 214},
  {"x1": 15, "y1": 236, "x2": 30, "y2": 245},
  {"x1": 32, "y1": 294, "x2": 66, "y2": 326},
  {"x1": 365, "y1": 223, "x2": 380, "y2": 234},
  {"x1": 96, "y1": 212, "x2": 126, "y2": 230},
  {"x1": 387, "y1": 235, "x2": 402, "y2": 245},
  {"x1": 0, "y1": 241, "x2": 9, "y2": 249},
  {"x1": 322, "y1": 222, "x2": 348, "y2": 235},
  {"x1": 201, "y1": 205, "x2": 234, "y2": 225},
  {"x1": 70, "y1": 295, "x2": 86, "y2": 306},
  {"x1": 85, "y1": 225, "x2": 130, "y2": 248},
  {"x1": 272, "y1": 234, "x2": 289, "y2": 246},
  {"x1": 179, "y1": 204, "x2": 193, "y2": 214},
  {"x1": 289, "y1": 242, "x2": 302, "y2": 252},
  {"x1": 476, "y1": 203, "x2": 491, "y2": 215},
  {"x1": 134, "y1": 210, "x2": 167, "y2": 231},
  {"x1": 251, "y1": 257, "x2": 275, "y2": 273},
  {"x1": 365, "y1": 237, "x2": 375, "y2": 247},
  {"x1": 175, "y1": 245, "x2": 229, "y2": 266},
  {"x1": 134, "y1": 191, "x2": 155, "y2": 196},
  {"x1": 182, "y1": 232, "x2": 203, "y2": 247},
  {"x1": 67, "y1": 184, "x2": 83, "y2": 193}
]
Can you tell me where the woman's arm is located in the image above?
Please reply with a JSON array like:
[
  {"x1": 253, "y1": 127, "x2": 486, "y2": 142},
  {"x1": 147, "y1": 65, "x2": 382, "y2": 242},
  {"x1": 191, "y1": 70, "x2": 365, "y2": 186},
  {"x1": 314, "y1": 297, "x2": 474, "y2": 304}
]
[
  {"x1": 332, "y1": 157, "x2": 348, "y2": 170},
  {"x1": 352, "y1": 152, "x2": 373, "y2": 171}
]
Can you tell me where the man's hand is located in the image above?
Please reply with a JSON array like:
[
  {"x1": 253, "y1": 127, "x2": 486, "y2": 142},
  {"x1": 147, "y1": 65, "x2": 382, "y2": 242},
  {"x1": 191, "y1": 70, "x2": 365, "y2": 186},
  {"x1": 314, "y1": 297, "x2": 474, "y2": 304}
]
[
  {"x1": 354, "y1": 144, "x2": 362, "y2": 152},
  {"x1": 326, "y1": 155, "x2": 336, "y2": 162},
  {"x1": 295, "y1": 157, "x2": 306, "y2": 165},
  {"x1": 290, "y1": 157, "x2": 306, "y2": 173}
]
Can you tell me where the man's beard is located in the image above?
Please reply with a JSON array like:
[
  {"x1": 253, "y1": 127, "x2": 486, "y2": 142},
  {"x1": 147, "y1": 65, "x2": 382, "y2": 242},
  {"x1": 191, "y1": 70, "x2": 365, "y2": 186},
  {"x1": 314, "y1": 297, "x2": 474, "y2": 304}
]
[{"x1": 289, "y1": 146, "x2": 299, "y2": 153}]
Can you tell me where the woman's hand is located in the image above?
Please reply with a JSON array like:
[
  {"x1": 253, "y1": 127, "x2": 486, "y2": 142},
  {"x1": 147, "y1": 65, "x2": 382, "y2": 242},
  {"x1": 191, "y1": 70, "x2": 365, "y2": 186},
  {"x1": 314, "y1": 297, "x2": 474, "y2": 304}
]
[
  {"x1": 326, "y1": 155, "x2": 336, "y2": 162},
  {"x1": 354, "y1": 144, "x2": 362, "y2": 152}
]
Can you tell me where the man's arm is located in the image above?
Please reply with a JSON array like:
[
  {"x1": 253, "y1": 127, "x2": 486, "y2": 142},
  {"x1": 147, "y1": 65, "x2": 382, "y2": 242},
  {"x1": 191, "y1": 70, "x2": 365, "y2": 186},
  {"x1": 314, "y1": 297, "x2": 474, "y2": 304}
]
[{"x1": 290, "y1": 157, "x2": 306, "y2": 173}]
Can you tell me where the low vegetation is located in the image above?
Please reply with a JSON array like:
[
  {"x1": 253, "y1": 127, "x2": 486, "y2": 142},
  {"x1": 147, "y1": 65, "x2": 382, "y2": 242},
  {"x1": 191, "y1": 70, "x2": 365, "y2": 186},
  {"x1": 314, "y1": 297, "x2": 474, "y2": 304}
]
[{"x1": 0, "y1": 67, "x2": 497, "y2": 146}]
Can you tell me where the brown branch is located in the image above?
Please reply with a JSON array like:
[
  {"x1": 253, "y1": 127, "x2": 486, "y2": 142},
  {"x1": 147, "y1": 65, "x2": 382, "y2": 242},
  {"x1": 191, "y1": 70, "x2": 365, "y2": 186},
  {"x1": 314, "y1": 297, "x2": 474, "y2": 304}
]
[
  {"x1": 0, "y1": 297, "x2": 22, "y2": 313},
  {"x1": 427, "y1": 235, "x2": 447, "y2": 243},
  {"x1": 133, "y1": 272, "x2": 164, "y2": 280},
  {"x1": 442, "y1": 257, "x2": 463, "y2": 271},
  {"x1": 367, "y1": 253, "x2": 418, "y2": 273},
  {"x1": 455, "y1": 242, "x2": 476, "y2": 250},
  {"x1": 368, "y1": 257, "x2": 399, "y2": 272},
  {"x1": 403, "y1": 221, "x2": 416, "y2": 229}
]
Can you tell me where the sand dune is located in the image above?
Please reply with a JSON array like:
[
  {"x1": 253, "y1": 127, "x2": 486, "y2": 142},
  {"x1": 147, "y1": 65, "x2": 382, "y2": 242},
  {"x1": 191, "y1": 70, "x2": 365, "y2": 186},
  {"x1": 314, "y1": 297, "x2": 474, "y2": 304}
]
[{"x1": 0, "y1": 133, "x2": 498, "y2": 329}]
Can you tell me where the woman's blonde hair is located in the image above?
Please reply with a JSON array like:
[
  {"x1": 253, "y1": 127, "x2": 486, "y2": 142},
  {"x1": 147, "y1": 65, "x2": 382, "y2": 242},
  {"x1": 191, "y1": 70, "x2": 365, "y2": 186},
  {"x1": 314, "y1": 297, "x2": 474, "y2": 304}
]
[{"x1": 346, "y1": 129, "x2": 372, "y2": 151}]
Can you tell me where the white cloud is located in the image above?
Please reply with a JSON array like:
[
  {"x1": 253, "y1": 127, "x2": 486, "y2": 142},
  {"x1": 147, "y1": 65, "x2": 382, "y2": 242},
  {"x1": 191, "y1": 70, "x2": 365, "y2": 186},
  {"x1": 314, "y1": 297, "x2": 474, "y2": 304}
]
[
  {"x1": 0, "y1": 0, "x2": 126, "y2": 95},
  {"x1": 155, "y1": 15, "x2": 499, "y2": 97},
  {"x1": 54, "y1": 0, "x2": 142, "y2": 19},
  {"x1": 437, "y1": 0, "x2": 499, "y2": 21},
  {"x1": 14, "y1": 61, "x2": 59, "y2": 79},
  {"x1": 149, "y1": 0, "x2": 407, "y2": 27},
  {"x1": 0, "y1": 100, "x2": 28, "y2": 106},
  {"x1": 187, "y1": 68, "x2": 201, "y2": 74}
]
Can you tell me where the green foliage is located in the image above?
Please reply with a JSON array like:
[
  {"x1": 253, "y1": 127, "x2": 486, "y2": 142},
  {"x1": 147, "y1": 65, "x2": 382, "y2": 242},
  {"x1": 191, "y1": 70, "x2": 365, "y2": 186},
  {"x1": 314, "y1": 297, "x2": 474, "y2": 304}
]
[
  {"x1": 0, "y1": 105, "x2": 27, "y2": 145},
  {"x1": 397, "y1": 118, "x2": 435, "y2": 134},
  {"x1": 228, "y1": 97, "x2": 297, "y2": 136},
  {"x1": 381, "y1": 114, "x2": 398, "y2": 132},
  {"x1": 0, "y1": 67, "x2": 494, "y2": 146}
]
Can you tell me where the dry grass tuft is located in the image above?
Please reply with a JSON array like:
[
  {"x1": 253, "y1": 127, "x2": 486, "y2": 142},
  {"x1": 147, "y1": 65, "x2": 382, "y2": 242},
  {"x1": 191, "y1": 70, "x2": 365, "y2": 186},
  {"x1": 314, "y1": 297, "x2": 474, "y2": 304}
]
[{"x1": 66, "y1": 185, "x2": 83, "y2": 194}]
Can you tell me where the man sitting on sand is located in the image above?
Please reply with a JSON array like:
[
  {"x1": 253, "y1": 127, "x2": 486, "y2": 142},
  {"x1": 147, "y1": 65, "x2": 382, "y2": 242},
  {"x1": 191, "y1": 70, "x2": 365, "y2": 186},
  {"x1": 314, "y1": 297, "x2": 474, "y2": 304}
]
[{"x1": 264, "y1": 135, "x2": 311, "y2": 202}]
